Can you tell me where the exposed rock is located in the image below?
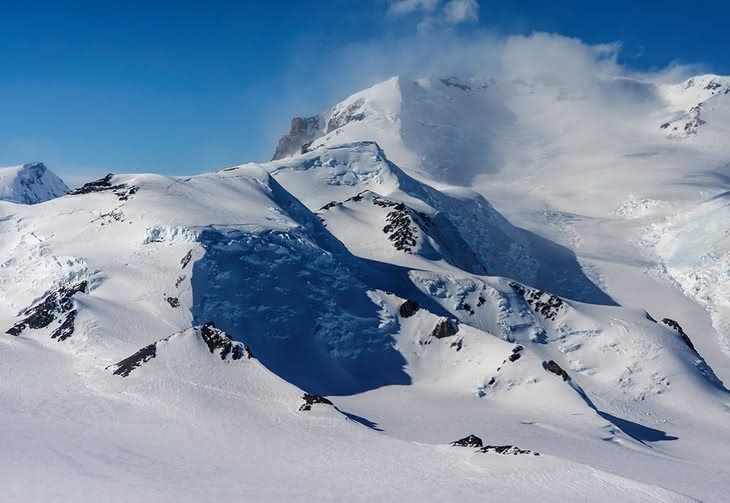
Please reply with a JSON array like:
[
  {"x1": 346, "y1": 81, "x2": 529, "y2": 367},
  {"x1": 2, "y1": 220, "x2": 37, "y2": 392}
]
[
  {"x1": 451, "y1": 434, "x2": 483, "y2": 448},
  {"x1": 479, "y1": 445, "x2": 539, "y2": 456},
  {"x1": 457, "y1": 300, "x2": 476, "y2": 315},
  {"x1": 398, "y1": 300, "x2": 419, "y2": 318},
  {"x1": 510, "y1": 282, "x2": 566, "y2": 321},
  {"x1": 508, "y1": 345, "x2": 524, "y2": 362},
  {"x1": 683, "y1": 105, "x2": 707, "y2": 134},
  {"x1": 430, "y1": 318, "x2": 459, "y2": 339},
  {"x1": 661, "y1": 318, "x2": 698, "y2": 354},
  {"x1": 299, "y1": 393, "x2": 333, "y2": 411},
  {"x1": 440, "y1": 77, "x2": 472, "y2": 91},
  {"x1": 110, "y1": 342, "x2": 158, "y2": 377},
  {"x1": 6, "y1": 281, "x2": 88, "y2": 340},
  {"x1": 383, "y1": 203, "x2": 418, "y2": 252},
  {"x1": 272, "y1": 116, "x2": 322, "y2": 160},
  {"x1": 50, "y1": 310, "x2": 77, "y2": 341},
  {"x1": 166, "y1": 297, "x2": 180, "y2": 308},
  {"x1": 180, "y1": 250, "x2": 193, "y2": 269},
  {"x1": 68, "y1": 173, "x2": 138, "y2": 201},
  {"x1": 326, "y1": 99, "x2": 365, "y2": 133},
  {"x1": 200, "y1": 322, "x2": 252, "y2": 361},
  {"x1": 92, "y1": 208, "x2": 124, "y2": 224},
  {"x1": 372, "y1": 195, "x2": 433, "y2": 253},
  {"x1": 110, "y1": 323, "x2": 254, "y2": 377},
  {"x1": 542, "y1": 360, "x2": 570, "y2": 381},
  {"x1": 450, "y1": 338, "x2": 463, "y2": 351}
]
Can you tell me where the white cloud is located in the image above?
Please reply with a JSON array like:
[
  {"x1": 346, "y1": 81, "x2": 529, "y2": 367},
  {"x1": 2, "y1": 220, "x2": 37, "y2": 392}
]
[
  {"x1": 443, "y1": 0, "x2": 479, "y2": 24},
  {"x1": 388, "y1": 0, "x2": 440, "y2": 16},
  {"x1": 388, "y1": 0, "x2": 479, "y2": 27}
]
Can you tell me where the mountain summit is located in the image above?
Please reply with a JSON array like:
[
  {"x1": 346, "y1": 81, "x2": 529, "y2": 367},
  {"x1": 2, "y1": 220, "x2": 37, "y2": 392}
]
[
  {"x1": 2, "y1": 74, "x2": 730, "y2": 502},
  {"x1": 0, "y1": 162, "x2": 68, "y2": 204}
]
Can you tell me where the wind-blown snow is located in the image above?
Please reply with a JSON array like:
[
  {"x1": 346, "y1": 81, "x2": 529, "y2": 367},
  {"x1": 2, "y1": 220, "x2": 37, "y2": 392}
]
[{"x1": 2, "y1": 72, "x2": 730, "y2": 502}]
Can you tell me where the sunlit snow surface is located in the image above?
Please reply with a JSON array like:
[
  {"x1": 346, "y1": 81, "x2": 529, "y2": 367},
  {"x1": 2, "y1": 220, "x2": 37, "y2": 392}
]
[{"x1": 2, "y1": 74, "x2": 730, "y2": 502}]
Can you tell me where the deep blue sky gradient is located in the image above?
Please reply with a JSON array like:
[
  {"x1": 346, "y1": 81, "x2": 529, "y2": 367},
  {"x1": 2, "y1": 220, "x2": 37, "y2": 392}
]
[{"x1": 1, "y1": 0, "x2": 728, "y2": 180}]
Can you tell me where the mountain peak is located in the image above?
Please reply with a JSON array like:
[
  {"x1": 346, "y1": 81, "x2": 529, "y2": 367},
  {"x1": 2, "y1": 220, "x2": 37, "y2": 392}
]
[{"x1": 0, "y1": 162, "x2": 69, "y2": 204}]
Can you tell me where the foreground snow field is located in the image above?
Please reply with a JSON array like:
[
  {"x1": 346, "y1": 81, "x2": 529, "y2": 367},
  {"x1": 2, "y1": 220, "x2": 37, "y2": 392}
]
[{"x1": 2, "y1": 74, "x2": 730, "y2": 502}]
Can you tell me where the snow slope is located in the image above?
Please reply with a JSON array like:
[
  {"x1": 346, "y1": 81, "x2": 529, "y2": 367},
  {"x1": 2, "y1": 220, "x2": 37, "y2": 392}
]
[
  {"x1": 2, "y1": 73, "x2": 730, "y2": 502},
  {"x1": 0, "y1": 162, "x2": 68, "y2": 204}
]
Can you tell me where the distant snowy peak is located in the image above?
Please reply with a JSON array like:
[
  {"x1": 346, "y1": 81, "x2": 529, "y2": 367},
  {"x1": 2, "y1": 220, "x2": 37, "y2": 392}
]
[
  {"x1": 659, "y1": 74, "x2": 730, "y2": 138},
  {"x1": 270, "y1": 76, "x2": 500, "y2": 183},
  {"x1": 0, "y1": 162, "x2": 68, "y2": 204}
]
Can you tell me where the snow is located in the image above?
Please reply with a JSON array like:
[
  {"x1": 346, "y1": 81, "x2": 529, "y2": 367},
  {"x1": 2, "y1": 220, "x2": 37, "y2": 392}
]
[
  {"x1": 0, "y1": 162, "x2": 68, "y2": 204},
  {"x1": 2, "y1": 73, "x2": 730, "y2": 502}
]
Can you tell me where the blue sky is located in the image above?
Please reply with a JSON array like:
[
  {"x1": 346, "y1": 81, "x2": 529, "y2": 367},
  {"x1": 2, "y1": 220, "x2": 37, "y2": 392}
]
[{"x1": 1, "y1": 0, "x2": 728, "y2": 182}]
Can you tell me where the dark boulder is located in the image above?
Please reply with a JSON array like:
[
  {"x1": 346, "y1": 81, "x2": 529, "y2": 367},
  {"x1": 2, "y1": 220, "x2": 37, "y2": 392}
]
[
  {"x1": 399, "y1": 300, "x2": 419, "y2": 318},
  {"x1": 508, "y1": 345, "x2": 524, "y2": 362},
  {"x1": 299, "y1": 393, "x2": 333, "y2": 411},
  {"x1": 542, "y1": 360, "x2": 570, "y2": 381}
]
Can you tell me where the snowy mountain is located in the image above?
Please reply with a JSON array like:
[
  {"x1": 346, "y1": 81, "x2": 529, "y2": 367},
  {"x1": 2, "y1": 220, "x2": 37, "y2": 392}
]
[
  {"x1": 0, "y1": 162, "x2": 68, "y2": 204},
  {"x1": 2, "y1": 74, "x2": 730, "y2": 502}
]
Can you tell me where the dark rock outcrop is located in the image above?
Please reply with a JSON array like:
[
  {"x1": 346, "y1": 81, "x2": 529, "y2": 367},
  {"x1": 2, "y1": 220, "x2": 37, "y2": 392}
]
[
  {"x1": 110, "y1": 323, "x2": 254, "y2": 377},
  {"x1": 50, "y1": 310, "x2": 77, "y2": 341},
  {"x1": 508, "y1": 345, "x2": 523, "y2": 362},
  {"x1": 6, "y1": 281, "x2": 88, "y2": 340},
  {"x1": 180, "y1": 250, "x2": 193, "y2": 269},
  {"x1": 326, "y1": 99, "x2": 366, "y2": 133},
  {"x1": 272, "y1": 116, "x2": 322, "y2": 160},
  {"x1": 661, "y1": 318, "x2": 698, "y2": 354},
  {"x1": 382, "y1": 203, "x2": 419, "y2": 252},
  {"x1": 299, "y1": 393, "x2": 333, "y2": 411},
  {"x1": 510, "y1": 282, "x2": 566, "y2": 321},
  {"x1": 542, "y1": 360, "x2": 570, "y2": 381},
  {"x1": 166, "y1": 297, "x2": 180, "y2": 308},
  {"x1": 200, "y1": 322, "x2": 252, "y2": 361},
  {"x1": 479, "y1": 445, "x2": 539, "y2": 456},
  {"x1": 440, "y1": 77, "x2": 472, "y2": 91},
  {"x1": 68, "y1": 174, "x2": 138, "y2": 201},
  {"x1": 430, "y1": 318, "x2": 459, "y2": 339},
  {"x1": 451, "y1": 434, "x2": 483, "y2": 448},
  {"x1": 399, "y1": 300, "x2": 419, "y2": 318},
  {"x1": 110, "y1": 342, "x2": 158, "y2": 377}
]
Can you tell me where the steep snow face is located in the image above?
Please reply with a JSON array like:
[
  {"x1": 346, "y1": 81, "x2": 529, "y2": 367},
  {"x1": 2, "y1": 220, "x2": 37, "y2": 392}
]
[
  {"x1": 645, "y1": 192, "x2": 730, "y2": 356},
  {"x1": 5, "y1": 73, "x2": 730, "y2": 501},
  {"x1": 272, "y1": 76, "x2": 513, "y2": 184},
  {"x1": 1, "y1": 155, "x2": 729, "y2": 501},
  {"x1": 265, "y1": 142, "x2": 613, "y2": 304},
  {"x1": 264, "y1": 142, "x2": 539, "y2": 282},
  {"x1": 0, "y1": 162, "x2": 68, "y2": 204},
  {"x1": 657, "y1": 75, "x2": 730, "y2": 140}
]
